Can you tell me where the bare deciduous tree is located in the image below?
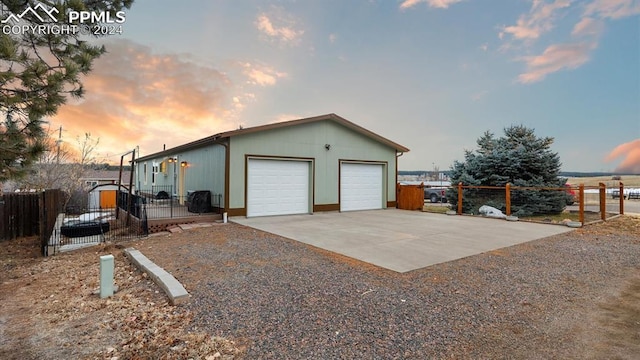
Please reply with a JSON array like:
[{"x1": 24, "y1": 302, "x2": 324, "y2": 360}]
[{"x1": 16, "y1": 129, "x2": 101, "y2": 210}]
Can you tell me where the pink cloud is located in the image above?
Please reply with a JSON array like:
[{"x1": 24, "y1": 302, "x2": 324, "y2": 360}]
[
  {"x1": 399, "y1": 0, "x2": 464, "y2": 10},
  {"x1": 255, "y1": 8, "x2": 304, "y2": 46},
  {"x1": 500, "y1": 0, "x2": 571, "y2": 41},
  {"x1": 605, "y1": 139, "x2": 640, "y2": 174},
  {"x1": 584, "y1": 0, "x2": 640, "y2": 19},
  {"x1": 502, "y1": 22, "x2": 543, "y2": 40},
  {"x1": 501, "y1": 0, "x2": 636, "y2": 84},
  {"x1": 241, "y1": 62, "x2": 287, "y2": 87},
  {"x1": 51, "y1": 39, "x2": 237, "y2": 159},
  {"x1": 518, "y1": 42, "x2": 595, "y2": 83},
  {"x1": 571, "y1": 17, "x2": 605, "y2": 37}
]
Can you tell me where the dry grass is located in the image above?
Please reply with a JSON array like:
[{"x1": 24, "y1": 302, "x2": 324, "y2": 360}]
[
  {"x1": 570, "y1": 216, "x2": 640, "y2": 359},
  {"x1": 423, "y1": 204, "x2": 450, "y2": 213},
  {"x1": 519, "y1": 211, "x2": 583, "y2": 223},
  {"x1": 567, "y1": 175, "x2": 640, "y2": 188},
  {"x1": 590, "y1": 274, "x2": 640, "y2": 359},
  {"x1": 0, "y1": 237, "x2": 240, "y2": 360}
]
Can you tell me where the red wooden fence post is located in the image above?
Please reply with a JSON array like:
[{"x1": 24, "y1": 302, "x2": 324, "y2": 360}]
[
  {"x1": 599, "y1": 182, "x2": 606, "y2": 221},
  {"x1": 579, "y1": 184, "x2": 584, "y2": 225},
  {"x1": 457, "y1": 182, "x2": 463, "y2": 215},
  {"x1": 396, "y1": 182, "x2": 400, "y2": 209},
  {"x1": 505, "y1": 183, "x2": 511, "y2": 216}
]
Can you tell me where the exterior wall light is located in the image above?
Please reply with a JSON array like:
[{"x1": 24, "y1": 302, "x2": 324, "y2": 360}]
[
  {"x1": 167, "y1": 157, "x2": 177, "y2": 163},
  {"x1": 180, "y1": 161, "x2": 188, "y2": 167}
]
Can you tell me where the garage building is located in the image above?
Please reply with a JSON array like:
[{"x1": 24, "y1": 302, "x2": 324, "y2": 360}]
[{"x1": 134, "y1": 113, "x2": 409, "y2": 217}]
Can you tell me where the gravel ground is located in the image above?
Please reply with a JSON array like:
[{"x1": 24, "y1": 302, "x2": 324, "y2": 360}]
[
  {"x1": 0, "y1": 239, "x2": 240, "y2": 360},
  {"x1": 137, "y1": 217, "x2": 640, "y2": 359}
]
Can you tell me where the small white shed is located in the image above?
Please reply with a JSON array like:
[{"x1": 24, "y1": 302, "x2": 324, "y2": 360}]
[{"x1": 88, "y1": 184, "x2": 128, "y2": 210}]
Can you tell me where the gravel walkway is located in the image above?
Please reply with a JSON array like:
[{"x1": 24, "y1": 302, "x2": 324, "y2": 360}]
[{"x1": 137, "y1": 218, "x2": 640, "y2": 359}]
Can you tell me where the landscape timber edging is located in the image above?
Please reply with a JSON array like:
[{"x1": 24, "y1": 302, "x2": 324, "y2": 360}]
[{"x1": 123, "y1": 247, "x2": 189, "y2": 305}]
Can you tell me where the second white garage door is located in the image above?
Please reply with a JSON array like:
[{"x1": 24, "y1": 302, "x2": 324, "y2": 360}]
[
  {"x1": 247, "y1": 159, "x2": 310, "y2": 217},
  {"x1": 340, "y1": 163, "x2": 383, "y2": 211}
]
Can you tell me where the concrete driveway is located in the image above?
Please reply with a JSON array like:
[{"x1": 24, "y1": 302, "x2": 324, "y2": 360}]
[{"x1": 232, "y1": 209, "x2": 574, "y2": 273}]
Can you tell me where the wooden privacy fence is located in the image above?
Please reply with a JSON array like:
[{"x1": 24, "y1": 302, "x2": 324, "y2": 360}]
[
  {"x1": 39, "y1": 190, "x2": 64, "y2": 256},
  {"x1": 0, "y1": 192, "x2": 39, "y2": 240},
  {"x1": 0, "y1": 189, "x2": 64, "y2": 255},
  {"x1": 397, "y1": 183, "x2": 425, "y2": 210}
]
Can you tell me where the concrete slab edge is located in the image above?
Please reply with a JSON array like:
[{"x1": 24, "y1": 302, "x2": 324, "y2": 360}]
[{"x1": 123, "y1": 247, "x2": 189, "y2": 305}]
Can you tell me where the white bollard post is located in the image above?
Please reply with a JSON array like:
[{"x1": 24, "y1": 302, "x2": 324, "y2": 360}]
[
  {"x1": 100, "y1": 254, "x2": 115, "y2": 298},
  {"x1": 223, "y1": 212, "x2": 228, "y2": 223}
]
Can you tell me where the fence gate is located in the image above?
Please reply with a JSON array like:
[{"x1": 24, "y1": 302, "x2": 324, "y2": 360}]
[{"x1": 396, "y1": 183, "x2": 424, "y2": 210}]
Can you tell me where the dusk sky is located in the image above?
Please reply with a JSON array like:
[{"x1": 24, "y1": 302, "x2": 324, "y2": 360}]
[{"x1": 50, "y1": 0, "x2": 640, "y2": 173}]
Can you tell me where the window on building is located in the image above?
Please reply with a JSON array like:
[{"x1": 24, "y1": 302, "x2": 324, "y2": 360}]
[{"x1": 152, "y1": 162, "x2": 160, "y2": 185}]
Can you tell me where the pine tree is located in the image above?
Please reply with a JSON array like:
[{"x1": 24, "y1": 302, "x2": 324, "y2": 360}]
[
  {"x1": 0, "y1": 0, "x2": 133, "y2": 181},
  {"x1": 447, "y1": 125, "x2": 568, "y2": 216}
]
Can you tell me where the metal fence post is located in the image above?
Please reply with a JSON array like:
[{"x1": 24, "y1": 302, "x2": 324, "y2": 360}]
[
  {"x1": 619, "y1": 182, "x2": 624, "y2": 215},
  {"x1": 599, "y1": 182, "x2": 606, "y2": 221}
]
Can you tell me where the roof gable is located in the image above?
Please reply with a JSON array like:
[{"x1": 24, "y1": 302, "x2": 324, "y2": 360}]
[
  {"x1": 136, "y1": 113, "x2": 409, "y2": 162},
  {"x1": 219, "y1": 114, "x2": 409, "y2": 152}
]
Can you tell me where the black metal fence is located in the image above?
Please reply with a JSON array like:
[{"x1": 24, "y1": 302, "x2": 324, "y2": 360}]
[
  {"x1": 137, "y1": 186, "x2": 223, "y2": 219},
  {"x1": 117, "y1": 191, "x2": 147, "y2": 218},
  {"x1": 46, "y1": 200, "x2": 147, "y2": 256},
  {"x1": 1, "y1": 189, "x2": 153, "y2": 256}
]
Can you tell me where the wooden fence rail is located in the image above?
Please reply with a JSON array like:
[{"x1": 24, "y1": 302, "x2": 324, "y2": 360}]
[{"x1": 454, "y1": 182, "x2": 625, "y2": 225}]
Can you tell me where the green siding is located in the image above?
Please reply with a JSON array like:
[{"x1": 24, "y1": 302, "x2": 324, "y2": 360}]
[
  {"x1": 229, "y1": 120, "x2": 397, "y2": 209},
  {"x1": 136, "y1": 144, "x2": 226, "y2": 205}
]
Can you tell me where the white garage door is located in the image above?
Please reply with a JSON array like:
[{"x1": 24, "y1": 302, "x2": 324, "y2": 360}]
[
  {"x1": 247, "y1": 159, "x2": 310, "y2": 217},
  {"x1": 340, "y1": 163, "x2": 383, "y2": 212}
]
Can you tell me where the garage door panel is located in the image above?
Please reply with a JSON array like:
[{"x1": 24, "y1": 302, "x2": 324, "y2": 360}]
[
  {"x1": 247, "y1": 159, "x2": 310, "y2": 217},
  {"x1": 340, "y1": 163, "x2": 383, "y2": 212}
]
